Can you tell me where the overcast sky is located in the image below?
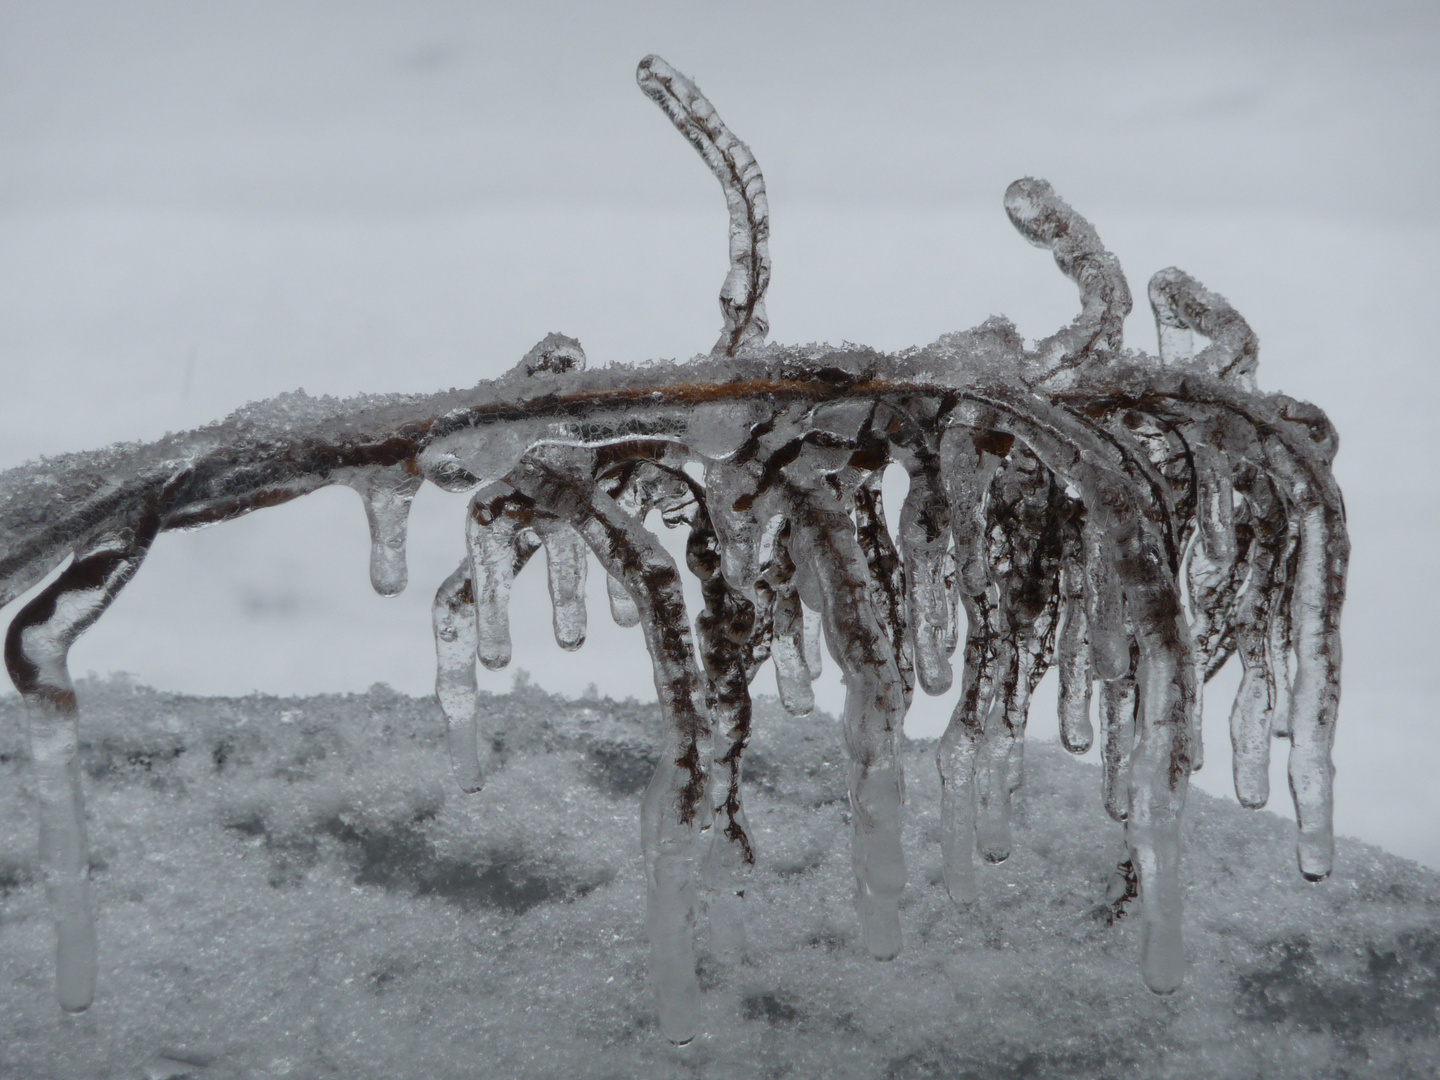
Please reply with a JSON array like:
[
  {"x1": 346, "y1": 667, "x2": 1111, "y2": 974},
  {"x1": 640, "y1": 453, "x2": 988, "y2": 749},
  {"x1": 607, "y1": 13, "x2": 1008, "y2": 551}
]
[{"x1": 1, "y1": 1, "x2": 1437, "y2": 867}]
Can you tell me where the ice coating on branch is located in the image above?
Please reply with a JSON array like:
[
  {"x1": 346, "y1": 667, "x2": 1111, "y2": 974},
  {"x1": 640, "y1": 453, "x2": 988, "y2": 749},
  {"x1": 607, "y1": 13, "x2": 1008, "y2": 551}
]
[
  {"x1": 637, "y1": 55, "x2": 769, "y2": 357},
  {"x1": 1004, "y1": 177, "x2": 1132, "y2": 380},
  {"x1": 1149, "y1": 267, "x2": 1259, "y2": 389},
  {"x1": 507, "y1": 450, "x2": 712, "y2": 1044},
  {"x1": 4, "y1": 512, "x2": 162, "y2": 1012},
  {"x1": 0, "y1": 53, "x2": 1353, "y2": 1035}
]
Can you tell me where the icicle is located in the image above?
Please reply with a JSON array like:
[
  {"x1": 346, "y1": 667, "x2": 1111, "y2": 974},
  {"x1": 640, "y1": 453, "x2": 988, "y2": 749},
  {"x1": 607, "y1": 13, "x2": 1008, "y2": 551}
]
[
  {"x1": 1056, "y1": 510, "x2": 1094, "y2": 753},
  {"x1": 1265, "y1": 439, "x2": 1347, "y2": 882},
  {"x1": 534, "y1": 519, "x2": 588, "y2": 651},
  {"x1": 509, "y1": 453, "x2": 713, "y2": 1045},
  {"x1": 1084, "y1": 519, "x2": 1130, "y2": 681},
  {"x1": 1101, "y1": 670, "x2": 1138, "y2": 823},
  {"x1": 1267, "y1": 513, "x2": 1301, "y2": 740},
  {"x1": 785, "y1": 484, "x2": 907, "y2": 959},
  {"x1": 801, "y1": 601, "x2": 823, "y2": 679},
  {"x1": 686, "y1": 500, "x2": 758, "y2": 962},
  {"x1": 973, "y1": 640, "x2": 1019, "y2": 862},
  {"x1": 854, "y1": 473, "x2": 914, "y2": 708},
  {"x1": 703, "y1": 459, "x2": 766, "y2": 594},
  {"x1": 349, "y1": 463, "x2": 424, "y2": 596},
  {"x1": 897, "y1": 461, "x2": 955, "y2": 696},
  {"x1": 465, "y1": 485, "x2": 541, "y2": 670},
  {"x1": 938, "y1": 425, "x2": 1007, "y2": 595},
  {"x1": 431, "y1": 560, "x2": 484, "y2": 794},
  {"x1": 770, "y1": 581, "x2": 814, "y2": 716},
  {"x1": 4, "y1": 519, "x2": 159, "y2": 1013},
  {"x1": 1192, "y1": 446, "x2": 1237, "y2": 571},
  {"x1": 937, "y1": 589, "x2": 998, "y2": 904}
]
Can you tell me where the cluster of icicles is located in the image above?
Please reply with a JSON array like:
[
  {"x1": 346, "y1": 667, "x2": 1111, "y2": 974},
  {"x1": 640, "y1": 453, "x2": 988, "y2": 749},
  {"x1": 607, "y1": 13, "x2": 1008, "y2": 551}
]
[{"x1": 0, "y1": 56, "x2": 1346, "y2": 1044}]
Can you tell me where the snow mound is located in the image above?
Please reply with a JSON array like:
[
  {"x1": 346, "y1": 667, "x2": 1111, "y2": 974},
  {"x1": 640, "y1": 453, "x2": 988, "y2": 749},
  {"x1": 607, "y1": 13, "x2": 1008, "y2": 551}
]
[{"x1": 1, "y1": 678, "x2": 1435, "y2": 1079}]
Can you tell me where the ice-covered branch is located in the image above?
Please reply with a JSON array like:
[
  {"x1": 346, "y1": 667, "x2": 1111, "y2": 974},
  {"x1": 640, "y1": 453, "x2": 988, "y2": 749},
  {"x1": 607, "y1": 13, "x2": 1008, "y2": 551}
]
[{"x1": 0, "y1": 54, "x2": 1350, "y2": 1041}]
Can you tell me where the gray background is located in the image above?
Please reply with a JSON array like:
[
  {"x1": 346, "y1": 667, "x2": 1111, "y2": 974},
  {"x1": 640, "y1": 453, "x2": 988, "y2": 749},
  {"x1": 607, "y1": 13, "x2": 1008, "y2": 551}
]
[{"x1": 1, "y1": 1, "x2": 1436, "y2": 867}]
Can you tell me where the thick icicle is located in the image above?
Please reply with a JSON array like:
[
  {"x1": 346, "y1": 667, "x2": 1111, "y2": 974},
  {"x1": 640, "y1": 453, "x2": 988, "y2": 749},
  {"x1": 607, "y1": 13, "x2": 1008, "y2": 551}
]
[
  {"x1": 684, "y1": 491, "x2": 758, "y2": 962},
  {"x1": 785, "y1": 483, "x2": 907, "y2": 960},
  {"x1": 464, "y1": 485, "x2": 541, "y2": 671},
  {"x1": 1083, "y1": 519, "x2": 1130, "y2": 681},
  {"x1": 955, "y1": 389, "x2": 1193, "y2": 995},
  {"x1": 938, "y1": 425, "x2": 1007, "y2": 595},
  {"x1": 1225, "y1": 471, "x2": 1287, "y2": 809},
  {"x1": 349, "y1": 463, "x2": 424, "y2": 596},
  {"x1": 937, "y1": 587, "x2": 998, "y2": 903},
  {"x1": 801, "y1": 601, "x2": 823, "y2": 679},
  {"x1": 970, "y1": 452, "x2": 1063, "y2": 862},
  {"x1": 431, "y1": 560, "x2": 484, "y2": 793},
  {"x1": 533, "y1": 518, "x2": 588, "y2": 651},
  {"x1": 853, "y1": 473, "x2": 914, "y2": 708},
  {"x1": 1265, "y1": 438, "x2": 1347, "y2": 881},
  {"x1": 4, "y1": 516, "x2": 160, "y2": 1012},
  {"x1": 509, "y1": 451, "x2": 712, "y2": 1045},
  {"x1": 637, "y1": 55, "x2": 770, "y2": 357}
]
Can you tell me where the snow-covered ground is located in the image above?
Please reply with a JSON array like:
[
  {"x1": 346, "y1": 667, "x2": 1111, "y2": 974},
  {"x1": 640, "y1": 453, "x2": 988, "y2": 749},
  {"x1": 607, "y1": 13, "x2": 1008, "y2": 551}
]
[{"x1": 1, "y1": 682, "x2": 1436, "y2": 1079}]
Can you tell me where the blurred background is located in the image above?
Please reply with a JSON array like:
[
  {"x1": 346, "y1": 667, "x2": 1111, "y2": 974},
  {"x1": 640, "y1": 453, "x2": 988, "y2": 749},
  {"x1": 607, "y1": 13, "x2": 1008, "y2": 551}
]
[{"x1": 1, "y1": 1, "x2": 1436, "y2": 867}]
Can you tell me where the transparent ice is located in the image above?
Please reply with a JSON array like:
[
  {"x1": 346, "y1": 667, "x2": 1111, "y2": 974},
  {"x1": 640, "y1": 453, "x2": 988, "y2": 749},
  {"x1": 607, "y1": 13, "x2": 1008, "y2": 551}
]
[{"x1": 0, "y1": 55, "x2": 1348, "y2": 1044}]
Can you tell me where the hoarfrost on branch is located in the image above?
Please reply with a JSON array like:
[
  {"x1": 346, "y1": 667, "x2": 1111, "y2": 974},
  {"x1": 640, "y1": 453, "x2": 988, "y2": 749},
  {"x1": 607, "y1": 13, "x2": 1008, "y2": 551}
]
[{"x1": 0, "y1": 56, "x2": 1348, "y2": 1044}]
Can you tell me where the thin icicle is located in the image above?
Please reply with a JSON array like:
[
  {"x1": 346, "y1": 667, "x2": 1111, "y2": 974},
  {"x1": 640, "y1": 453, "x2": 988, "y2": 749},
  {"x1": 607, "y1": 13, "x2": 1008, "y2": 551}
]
[
  {"x1": 4, "y1": 517, "x2": 160, "y2": 1012},
  {"x1": 350, "y1": 463, "x2": 424, "y2": 596},
  {"x1": 431, "y1": 559, "x2": 484, "y2": 794},
  {"x1": 1084, "y1": 519, "x2": 1130, "y2": 681},
  {"x1": 1056, "y1": 508, "x2": 1094, "y2": 754},
  {"x1": 770, "y1": 581, "x2": 814, "y2": 716}
]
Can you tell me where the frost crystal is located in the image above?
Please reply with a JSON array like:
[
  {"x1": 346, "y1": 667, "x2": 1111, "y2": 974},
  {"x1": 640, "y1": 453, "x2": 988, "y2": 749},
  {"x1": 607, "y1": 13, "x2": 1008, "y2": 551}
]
[{"x1": 0, "y1": 56, "x2": 1348, "y2": 1042}]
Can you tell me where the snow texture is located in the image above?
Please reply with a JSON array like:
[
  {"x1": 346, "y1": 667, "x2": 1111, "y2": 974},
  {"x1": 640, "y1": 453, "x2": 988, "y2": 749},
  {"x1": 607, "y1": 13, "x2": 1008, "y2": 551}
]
[
  {"x1": 0, "y1": 680, "x2": 1434, "y2": 1080},
  {"x1": 0, "y1": 55, "x2": 1355, "y2": 1046}
]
